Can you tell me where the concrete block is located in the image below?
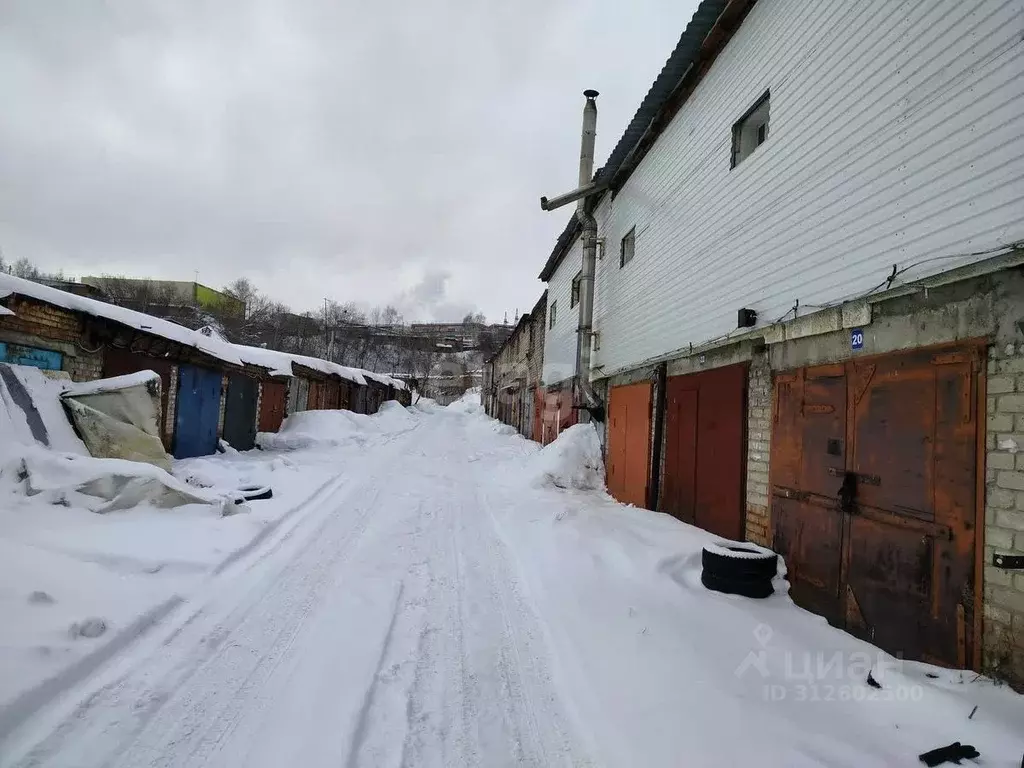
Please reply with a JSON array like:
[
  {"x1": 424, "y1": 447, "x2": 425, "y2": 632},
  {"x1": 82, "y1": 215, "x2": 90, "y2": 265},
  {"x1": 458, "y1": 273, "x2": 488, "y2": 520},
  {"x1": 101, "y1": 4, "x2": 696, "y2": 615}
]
[
  {"x1": 1017, "y1": 532, "x2": 1024, "y2": 551},
  {"x1": 987, "y1": 488, "x2": 1015, "y2": 509},
  {"x1": 987, "y1": 527, "x2": 1016, "y2": 549},
  {"x1": 989, "y1": 585, "x2": 1024, "y2": 614},
  {"x1": 1015, "y1": 415, "x2": 1024, "y2": 432},
  {"x1": 985, "y1": 565, "x2": 1015, "y2": 587},
  {"x1": 984, "y1": 603, "x2": 1013, "y2": 625},
  {"x1": 997, "y1": 471, "x2": 1024, "y2": 491},
  {"x1": 989, "y1": 452, "x2": 1016, "y2": 470},
  {"x1": 988, "y1": 413, "x2": 1014, "y2": 433},
  {"x1": 998, "y1": 394, "x2": 1024, "y2": 413},
  {"x1": 1015, "y1": 574, "x2": 1024, "y2": 592},
  {"x1": 996, "y1": 510, "x2": 1024, "y2": 532},
  {"x1": 1000, "y1": 357, "x2": 1024, "y2": 374}
]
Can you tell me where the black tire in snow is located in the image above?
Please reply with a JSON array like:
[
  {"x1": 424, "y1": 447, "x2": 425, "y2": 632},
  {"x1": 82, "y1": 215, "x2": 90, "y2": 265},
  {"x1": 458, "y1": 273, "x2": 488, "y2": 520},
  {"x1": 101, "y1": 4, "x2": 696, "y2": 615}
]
[
  {"x1": 701, "y1": 540, "x2": 778, "y2": 581},
  {"x1": 237, "y1": 485, "x2": 273, "y2": 502},
  {"x1": 700, "y1": 569, "x2": 775, "y2": 599}
]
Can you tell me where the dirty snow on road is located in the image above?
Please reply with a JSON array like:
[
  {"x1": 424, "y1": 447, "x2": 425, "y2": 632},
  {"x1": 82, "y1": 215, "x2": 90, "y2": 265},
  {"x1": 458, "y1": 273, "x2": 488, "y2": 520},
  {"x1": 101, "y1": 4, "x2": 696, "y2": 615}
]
[{"x1": 3, "y1": 394, "x2": 1024, "y2": 767}]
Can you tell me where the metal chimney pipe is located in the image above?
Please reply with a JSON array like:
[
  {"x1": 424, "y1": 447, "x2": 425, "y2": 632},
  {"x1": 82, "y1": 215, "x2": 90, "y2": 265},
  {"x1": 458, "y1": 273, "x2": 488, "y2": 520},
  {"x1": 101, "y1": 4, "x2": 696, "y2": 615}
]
[{"x1": 575, "y1": 90, "x2": 599, "y2": 419}]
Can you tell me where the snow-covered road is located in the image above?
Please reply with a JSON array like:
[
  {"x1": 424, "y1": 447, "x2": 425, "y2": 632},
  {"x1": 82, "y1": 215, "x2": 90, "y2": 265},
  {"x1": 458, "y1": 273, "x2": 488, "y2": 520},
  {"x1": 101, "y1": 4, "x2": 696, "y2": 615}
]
[
  {"x1": 4, "y1": 397, "x2": 1023, "y2": 767},
  {"x1": 3, "y1": 410, "x2": 588, "y2": 768}
]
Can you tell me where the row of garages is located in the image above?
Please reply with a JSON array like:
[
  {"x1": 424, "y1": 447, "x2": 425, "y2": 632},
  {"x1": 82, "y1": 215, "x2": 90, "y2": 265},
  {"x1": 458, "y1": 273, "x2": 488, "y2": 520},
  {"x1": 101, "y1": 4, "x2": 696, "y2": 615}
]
[
  {"x1": 0, "y1": 274, "x2": 410, "y2": 459},
  {"x1": 595, "y1": 310, "x2": 998, "y2": 676},
  {"x1": 482, "y1": 292, "x2": 580, "y2": 445}
]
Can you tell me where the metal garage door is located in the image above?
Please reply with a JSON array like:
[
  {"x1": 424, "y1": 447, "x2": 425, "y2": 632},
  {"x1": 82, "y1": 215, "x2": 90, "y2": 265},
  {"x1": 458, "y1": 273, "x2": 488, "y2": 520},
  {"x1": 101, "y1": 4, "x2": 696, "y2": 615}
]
[
  {"x1": 770, "y1": 343, "x2": 981, "y2": 667},
  {"x1": 259, "y1": 380, "x2": 288, "y2": 432},
  {"x1": 607, "y1": 381, "x2": 652, "y2": 508},
  {"x1": 223, "y1": 373, "x2": 259, "y2": 451},
  {"x1": 174, "y1": 365, "x2": 223, "y2": 459},
  {"x1": 661, "y1": 364, "x2": 747, "y2": 539}
]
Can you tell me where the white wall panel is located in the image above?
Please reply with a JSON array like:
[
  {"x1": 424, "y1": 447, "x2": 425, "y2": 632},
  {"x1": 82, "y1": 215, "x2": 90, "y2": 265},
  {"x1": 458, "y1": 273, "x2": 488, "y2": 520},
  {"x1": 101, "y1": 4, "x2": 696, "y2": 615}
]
[
  {"x1": 542, "y1": 237, "x2": 581, "y2": 385},
  {"x1": 584, "y1": 0, "x2": 1024, "y2": 377}
]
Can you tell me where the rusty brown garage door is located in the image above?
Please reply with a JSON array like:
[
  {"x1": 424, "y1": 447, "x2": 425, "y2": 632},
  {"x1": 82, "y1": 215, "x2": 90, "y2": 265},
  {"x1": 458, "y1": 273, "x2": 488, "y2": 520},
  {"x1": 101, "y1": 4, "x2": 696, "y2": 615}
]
[
  {"x1": 607, "y1": 381, "x2": 653, "y2": 508},
  {"x1": 771, "y1": 342, "x2": 982, "y2": 667},
  {"x1": 103, "y1": 348, "x2": 174, "y2": 450},
  {"x1": 661, "y1": 364, "x2": 747, "y2": 539},
  {"x1": 259, "y1": 380, "x2": 288, "y2": 433}
]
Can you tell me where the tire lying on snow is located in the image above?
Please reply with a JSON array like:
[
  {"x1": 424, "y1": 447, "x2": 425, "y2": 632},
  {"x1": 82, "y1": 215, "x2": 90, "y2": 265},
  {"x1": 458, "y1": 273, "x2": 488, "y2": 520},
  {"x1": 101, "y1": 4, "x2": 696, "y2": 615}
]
[
  {"x1": 236, "y1": 485, "x2": 273, "y2": 502},
  {"x1": 701, "y1": 539, "x2": 778, "y2": 599}
]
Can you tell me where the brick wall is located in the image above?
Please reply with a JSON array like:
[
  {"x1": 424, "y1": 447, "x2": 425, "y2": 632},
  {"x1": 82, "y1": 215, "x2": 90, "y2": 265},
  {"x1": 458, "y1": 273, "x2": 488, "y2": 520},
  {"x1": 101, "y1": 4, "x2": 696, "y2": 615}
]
[
  {"x1": 745, "y1": 351, "x2": 772, "y2": 547},
  {"x1": 983, "y1": 341, "x2": 1024, "y2": 684},
  {"x1": 164, "y1": 365, "x2": 178, "y2": 441},
  {"x1": 2, "y1": 298, "x2": 82, "y2": 341},
  {"x1": 0, "y1": 297, "x2": 103, "y2": 382}
]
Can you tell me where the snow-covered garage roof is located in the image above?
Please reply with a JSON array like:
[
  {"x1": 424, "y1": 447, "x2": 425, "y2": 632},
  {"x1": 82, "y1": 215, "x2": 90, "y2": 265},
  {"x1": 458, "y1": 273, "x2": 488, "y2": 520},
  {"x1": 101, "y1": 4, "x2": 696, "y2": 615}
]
[
  {"x1": 1, "y1": 274, "x2": 408, "y2": 390},
  {"x1": 0, "y1": 273, "x2": 243, "y2": 366}
]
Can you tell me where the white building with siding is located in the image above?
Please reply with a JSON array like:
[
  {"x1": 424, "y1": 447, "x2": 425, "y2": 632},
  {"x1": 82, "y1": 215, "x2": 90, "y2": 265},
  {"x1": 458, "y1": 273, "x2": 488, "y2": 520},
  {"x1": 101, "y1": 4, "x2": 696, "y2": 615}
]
[
  {"x1": 544, "y1": 0, "x2": 1023, "y2": 379},
  {"x1": 537, "y1": 0, "x2": 1024, "y2": 686}
]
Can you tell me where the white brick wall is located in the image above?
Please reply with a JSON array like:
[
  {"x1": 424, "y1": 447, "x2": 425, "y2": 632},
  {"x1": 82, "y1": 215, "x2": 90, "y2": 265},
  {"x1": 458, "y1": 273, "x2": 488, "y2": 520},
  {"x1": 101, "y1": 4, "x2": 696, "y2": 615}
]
[{"x1": 983, "y1": 342, "x2": 1024, "y2": 683}]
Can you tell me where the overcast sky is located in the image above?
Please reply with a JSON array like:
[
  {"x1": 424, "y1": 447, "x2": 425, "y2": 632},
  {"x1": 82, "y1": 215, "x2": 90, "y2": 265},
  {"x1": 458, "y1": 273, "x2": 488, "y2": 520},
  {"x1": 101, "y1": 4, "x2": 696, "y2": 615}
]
[{"x1": 0, "y1": 1, "x2": 698, "y2": 323}]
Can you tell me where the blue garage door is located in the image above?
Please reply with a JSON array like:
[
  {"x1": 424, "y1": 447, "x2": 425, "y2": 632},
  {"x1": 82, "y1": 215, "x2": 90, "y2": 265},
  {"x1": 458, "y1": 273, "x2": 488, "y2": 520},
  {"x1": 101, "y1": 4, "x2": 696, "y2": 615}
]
[
  {"x1": 174, "y1": 365, "x2": 223, "y2": 459},
  {"x1": 0, "y1": 342, "x2": 63, "y2": 370}
]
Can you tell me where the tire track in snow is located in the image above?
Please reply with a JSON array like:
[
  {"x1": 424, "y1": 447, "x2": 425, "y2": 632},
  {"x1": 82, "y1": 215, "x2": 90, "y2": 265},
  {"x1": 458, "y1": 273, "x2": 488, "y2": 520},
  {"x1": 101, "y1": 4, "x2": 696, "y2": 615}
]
[{"x1": 4, "y1": 425, "x2": 422, "y2": 768}]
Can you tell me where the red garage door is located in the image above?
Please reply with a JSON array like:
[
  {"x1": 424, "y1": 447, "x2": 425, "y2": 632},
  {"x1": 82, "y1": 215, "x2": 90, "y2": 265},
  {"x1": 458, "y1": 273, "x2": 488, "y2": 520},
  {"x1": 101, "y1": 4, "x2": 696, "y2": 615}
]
[
  {"x1": 259, "y1": 380, "x2": 288, "y2": 433},
  {"x1": 660, "y1": 364, "x2": 747, "y2": 540},
  {"x1": 606, "y1": 382, "x2": 652, "y2": 508},
  {"x1": 771, "y1": 343, "x2": 982, "y2": 667}
]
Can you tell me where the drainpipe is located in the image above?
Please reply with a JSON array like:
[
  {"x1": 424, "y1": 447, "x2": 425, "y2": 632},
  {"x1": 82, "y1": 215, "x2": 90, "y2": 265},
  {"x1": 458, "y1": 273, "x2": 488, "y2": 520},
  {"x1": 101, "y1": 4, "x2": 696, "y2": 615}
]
[{"x1": 575, "y1": 90, "x2": 601, "y2": 421}]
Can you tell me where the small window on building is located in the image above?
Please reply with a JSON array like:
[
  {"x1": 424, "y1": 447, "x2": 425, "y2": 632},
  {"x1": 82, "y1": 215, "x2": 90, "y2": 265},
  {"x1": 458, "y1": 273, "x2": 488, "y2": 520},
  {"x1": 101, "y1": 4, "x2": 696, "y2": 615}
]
[
  {"x1": 570, "y1": 271, "x2": 582, "y2": 308},
  {"x1": 620, "y1": 227, "x2": 636, "y2": 268},
  {"x1": 732, "y1": 90, "x2": 770, "y2": 168},
  {"x1": 549, "y1": 300, "x2": 557, "y2": 328}
]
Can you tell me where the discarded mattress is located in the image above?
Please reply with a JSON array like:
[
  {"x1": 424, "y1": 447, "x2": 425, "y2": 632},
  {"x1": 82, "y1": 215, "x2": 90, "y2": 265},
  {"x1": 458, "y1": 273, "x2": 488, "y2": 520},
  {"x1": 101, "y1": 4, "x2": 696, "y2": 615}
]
[{"x1": 61, "y1": 370, "x2": 171, "y2": 470}]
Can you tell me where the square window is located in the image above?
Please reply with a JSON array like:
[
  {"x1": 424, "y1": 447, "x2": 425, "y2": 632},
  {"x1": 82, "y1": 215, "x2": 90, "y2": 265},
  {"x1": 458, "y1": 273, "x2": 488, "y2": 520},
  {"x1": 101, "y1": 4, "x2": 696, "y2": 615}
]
[
  {"x1": 571, "y1": 271, "x2": 582, "y2": 308},
  {"x1": 549, "y1": 300, "x2": 557, "y2": 328},
  {"x1": 732, "y1": 91, "x2": 770, "y2": 168},
  {"x1": 620, "y1": 227, "x2": 636, "y2": 268}
]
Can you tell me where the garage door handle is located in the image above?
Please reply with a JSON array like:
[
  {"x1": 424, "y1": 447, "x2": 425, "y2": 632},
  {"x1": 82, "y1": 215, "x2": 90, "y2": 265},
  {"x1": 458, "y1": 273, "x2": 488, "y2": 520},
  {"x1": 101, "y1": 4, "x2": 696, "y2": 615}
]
[{"x1": 837, "y1": 471, "x2": 858, "y2": 515}]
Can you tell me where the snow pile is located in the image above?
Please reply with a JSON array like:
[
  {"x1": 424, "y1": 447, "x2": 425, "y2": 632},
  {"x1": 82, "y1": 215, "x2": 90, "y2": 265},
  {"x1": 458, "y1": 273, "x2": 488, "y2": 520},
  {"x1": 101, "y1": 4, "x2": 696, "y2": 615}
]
[
  {"x1": 0, "y1": 364, "x2": 87, "y2": 460},
  {"x1": 257, "y1": 403, "x2": 416, "y2": 451},
  {"x1": 0, "y1": 446, "x2": 230, "y2": 514},
  {"x1": 522, "y1": 422, "x2": 605, "y2": 491},
  {"x1": 411, "y1": 397, "x2": 439, "y2": 413},
  {"x1": 446, "y1": 387, "x2": 482, "y2": 414}
]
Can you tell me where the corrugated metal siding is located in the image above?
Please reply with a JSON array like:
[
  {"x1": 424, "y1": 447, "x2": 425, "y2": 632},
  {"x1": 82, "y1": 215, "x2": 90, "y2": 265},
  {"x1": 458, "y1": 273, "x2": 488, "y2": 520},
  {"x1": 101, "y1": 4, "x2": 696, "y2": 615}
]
[
  {"x1": 542, "y1": 237, "x2": 582, "y2": 385},
  {"x1": 589, "y1": 0, "x2": 1024, "y2": 377}
]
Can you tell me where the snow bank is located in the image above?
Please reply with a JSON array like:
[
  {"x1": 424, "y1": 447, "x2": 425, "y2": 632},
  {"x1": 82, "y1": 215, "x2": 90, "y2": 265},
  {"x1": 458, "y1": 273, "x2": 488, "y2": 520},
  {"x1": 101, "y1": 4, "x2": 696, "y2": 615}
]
[
  {"x1": 522, "y1": 422, "x2": 605, "y2": 491},
  {"x1": 0, "y1": 364, "x2": 87, "y2": 459},
  {"x1": 446, "y1": 387, "x2": 482, "y2": 414},
  {"x1": 1, "y1": 446, "x2": 229, "y2": 513},
  {"x1": 257, "y1": 403, "x2": 415, "y2": 451}
]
